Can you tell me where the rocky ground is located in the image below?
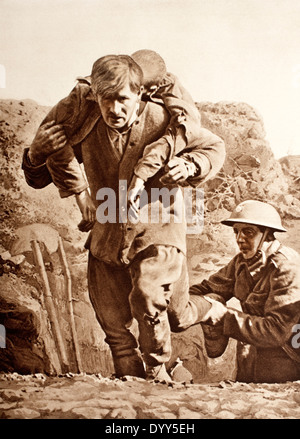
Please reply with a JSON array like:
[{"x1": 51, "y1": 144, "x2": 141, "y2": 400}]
[
  {"x1": 1, "y1": 220, "x2": 300, "y2": 422},
  {"x1": 1, "y1": 372, "x2": 300, "y2": 420}
]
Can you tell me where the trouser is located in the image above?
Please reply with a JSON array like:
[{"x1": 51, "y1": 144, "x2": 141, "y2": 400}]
[
  {"x1": 88, "y1": 245, "x2": 211, "y2": 377},
  {"x1": 236, "y1": 342, "x2": 300, "y2": 383}
]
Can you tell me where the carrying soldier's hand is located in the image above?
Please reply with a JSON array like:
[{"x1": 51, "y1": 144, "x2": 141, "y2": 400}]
[
  {"x1": 29, "y1": 120, "x2": 67, "y2": 166},
  {"x1": 75, "y1": 189, "x2": 96, "y2": 231},
  {"x1": 127, "y1": 175, "x2": 145, "y2": 221}
]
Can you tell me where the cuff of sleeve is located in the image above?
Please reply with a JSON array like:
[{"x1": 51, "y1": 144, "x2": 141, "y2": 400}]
[
  {"x1": 181, "y1": 154, "x2": 212, "y2": 187},
  {"x1": 22, "y1": 148, "x2": 53, "y2": 189},
  {"x1": 24, "y1": 148, "x2": 46, "y2": 169},
  {"x1": 182, "y1": 154, "x2": 211, "y2": 176},
  {"x1": 59, "y1": 183, "x2": 89, "y2": 198},
  {"x1": 223, "y1": 308, "x2": 243, "y2": 338},
  {"x1": 134, "y1": 165, "x2": 157, "y2": 182}
]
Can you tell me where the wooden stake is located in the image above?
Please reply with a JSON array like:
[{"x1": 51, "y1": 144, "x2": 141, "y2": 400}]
[
  {"x1": 31, "y1": 240, "x2": 69, "y2": 373},
  {"x1": 58, "y1": 236, "x2": 83, "y2": 373}
]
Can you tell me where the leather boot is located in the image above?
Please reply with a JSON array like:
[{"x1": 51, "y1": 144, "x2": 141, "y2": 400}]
[{"x1": 114, "y1": 354, "x2": 146, "y2": 379}]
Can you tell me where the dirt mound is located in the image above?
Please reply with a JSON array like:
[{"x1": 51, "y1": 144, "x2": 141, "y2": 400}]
[
  {"x1": 191, "y1": 101, "x2": 300, "y2": 256},
  {"x1": 279, "y1": 155, "x2": 300, "y2": 198},
  {"x1": 0, "y1": 99, "x2": 113, "y2": 376},
  {"x1": 198, "y1": 102, "x2": 299, "y2": 215}
]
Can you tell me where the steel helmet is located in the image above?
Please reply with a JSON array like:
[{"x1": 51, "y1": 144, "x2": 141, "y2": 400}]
[{"x1": 221, "y1": 200, "x2": 287, "y2": 232}]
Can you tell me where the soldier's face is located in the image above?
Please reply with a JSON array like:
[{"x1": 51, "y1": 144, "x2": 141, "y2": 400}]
[
  {"x1": 233, "y1": 223, "x2": 264, "y2": 259},
  {"x1": 96, "y1": 83, "x2": 141, "y2": 130}
]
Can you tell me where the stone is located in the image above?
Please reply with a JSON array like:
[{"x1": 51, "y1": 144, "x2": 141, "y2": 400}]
[
  {"x1": 192, "y1": 399, "x2": 221, "y2": 414},
  {"x1": 10, "y1": 224, "x2": 60, "y2": 255},
  {"x1": 0, "y1": 389, "x2": 24, "y2": 402},
  {"x1": 221, "y1": 399, "x2": 252, "y2": 415},
  {"x1": 177, "y1": 407, "x2": 207, "y2": 419},
  {"x1": 3, "y1": 407, "x2": 40, "y2": 419},
  {"x1": 109, "y1": 407, "x2": 137, "y2": 419},
  {"x1": 254, "y1": 409, "x2": 285, "y2": 419},
  {"x1": 293, "y1": 392, "x2": 300, "y2": 404},
  {"x1": 71, "y1": 406, "x2": 110, "y2": 419},
  {"x1": 215, "y1": 409, "x2": 237, "y2": 419}
]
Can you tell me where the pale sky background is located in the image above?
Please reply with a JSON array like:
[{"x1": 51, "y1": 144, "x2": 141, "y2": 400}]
[{"x1": 1, "y1": 0, "x2": 300, "y2": 158}]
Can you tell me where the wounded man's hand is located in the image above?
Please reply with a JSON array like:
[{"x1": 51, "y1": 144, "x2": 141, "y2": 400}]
[
  {"x1": 29, "y1": 120, "x2": 68, "y2": 166},
  {"x1": 160, "y1": 157, "x2": 191, "y2": 185}
]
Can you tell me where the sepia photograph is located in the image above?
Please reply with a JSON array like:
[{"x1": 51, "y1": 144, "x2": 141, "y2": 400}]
[{"x1": 0, "y1": 0, "x2": 300, "y2": 425}]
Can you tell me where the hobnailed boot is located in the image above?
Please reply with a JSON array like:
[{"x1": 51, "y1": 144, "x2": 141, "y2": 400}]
[
  {"x1": 201, "y1": 294, "x2": 229, "y2": 358},
  {"x1": 113, "y1": 354, "x2": 146, "y2": 379}
]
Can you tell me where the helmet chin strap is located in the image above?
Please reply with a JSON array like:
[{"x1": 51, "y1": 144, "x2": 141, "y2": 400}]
[{"x1": 256, "y1": 227, "x2": 270, "y2": 264}]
